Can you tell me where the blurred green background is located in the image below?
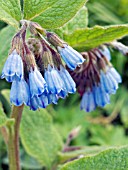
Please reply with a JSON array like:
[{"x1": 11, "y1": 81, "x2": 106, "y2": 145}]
[{"x1": 0, "y1": 0, "x2": 128, "y2": 169}]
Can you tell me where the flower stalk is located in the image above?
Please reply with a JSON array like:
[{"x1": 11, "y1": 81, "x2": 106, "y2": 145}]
[{"x1": 7, "y1": 105, "x2": 24, "y2": 170}]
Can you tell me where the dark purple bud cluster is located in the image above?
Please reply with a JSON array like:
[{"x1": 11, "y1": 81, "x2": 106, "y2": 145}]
[{"x1": 68, "y1": 46, "x2": 121, "y2": 112}]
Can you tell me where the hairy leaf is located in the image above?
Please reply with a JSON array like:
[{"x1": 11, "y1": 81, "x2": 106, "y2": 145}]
[
  {"x1": 20, "y1": 107, "x2": 63, "y2": 168},
  {"x1": 24, "y1": 0, "x2": 87, "y2": 29},
  {"x1": 58, "y1": 146, "x2": 109, "y2": 164},
  {"x1": 57, "y1": 6, "x2": 88, "y2": 34},
  {"x1": 62, "y1": 25, "x2": 128, "y2": 50},
  {"x1": 58, "y1": 146, "x2": 128, "y2": 170},
  {"x1": 0, "y1": 26, "x2": 16, "y2": 74},
  {"x1": 0, "y1": 0, "x2": 21, "y2": 28},
  {"x1": 23, "y1": 0, "x2": 58, "y2": 20}
]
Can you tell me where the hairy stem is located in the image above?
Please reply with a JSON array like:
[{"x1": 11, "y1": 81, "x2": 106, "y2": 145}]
[
  {"x1": 0, "y1": 126, "x2": 8, "y2": 144},
  {"x1": 8, "y1": 105, "x2": 24, "y2": 170}
]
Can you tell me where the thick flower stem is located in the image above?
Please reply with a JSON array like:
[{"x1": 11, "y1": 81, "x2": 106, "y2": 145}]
[{"x1": 7, "y1": 105, "x2": 24, "y2": 170}]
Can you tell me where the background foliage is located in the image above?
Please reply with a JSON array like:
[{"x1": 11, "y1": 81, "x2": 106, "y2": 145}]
[{"x1": 0, "y1": 0, "x2": 128, "y2": 170}]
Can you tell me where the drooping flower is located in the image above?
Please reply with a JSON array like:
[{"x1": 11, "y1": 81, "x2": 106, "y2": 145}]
[
  {"x1": 68, "y1": 46, "x2": 121, "y2": 112},
  {"x1": 59, "y1": 65, "x2": 76, "y2": 94},
  {"x1": 80, "y1": 89, "x2": 96, "y2": 112},
  {"x1": 29, "y1": 67, "x2": 47, "y2": 98},
  {"x1": 30, "y1": 94, "x2": 49, "y2": 111},
  {"x1": 1, "y1": 50, "x2": 24, "y2": 82},
  {"x1": 10, "y1": 78, "x2": 30, "y2": 106},
  {"x1": 44, "y1": 65, "x2": 67, "y2": 98},
  {"x1": 40, "y1": 40, "x2": 76, "y2": 98},
  {"x1": 30, "y1": 92, "x2": 58, "y2": 111},
  {"x1": 57, "y1": 44, "x2": 85, "y2": 70},
  {"x1": 94, "y1": 85, "x2": 110, "y2": 107},
  {"x1": 46, "y1": 32, "x2": 85, "y2": 70}
]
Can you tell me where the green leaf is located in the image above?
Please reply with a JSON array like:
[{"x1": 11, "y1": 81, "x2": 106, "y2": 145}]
[
  {"x1": 23, "y1": 0, "x2": 58, "y2": 20},
  {"x1": 57, "y1": 6, "x2": 88, "y2": 35},
  {"x1": 58, "y1": 146, "x2": 110, "y2": 164},
  {"x1": 88, "y1": 125, "x2": 128, "y2": 146},
  {"x1": 0, "y1": 26, "x2": 16, "y2": 74},
  {"x1": 20, "y1": 106, "x2": 63, "y2": 169},
  {"x1": 62, "y1": 25, "x2": 128, "y2": 50},
  {"x1": 58, "y1": 146, "x2": 128, "y2": 170},
  {"x1": 24, "y1": 0, "x2": 87, "y2": 29},
  {"x1": 0, "y1": 103, "x2": 8, "y2": 127},
  {"x1": 20, "y1": 151, "x2": 42, "y2": 170},
  {"x1": 0, "y1": 0, "x2": 21, "y2": 28}
]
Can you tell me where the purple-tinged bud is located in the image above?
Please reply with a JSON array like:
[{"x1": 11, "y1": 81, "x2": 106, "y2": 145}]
[
  {"x1": 11, "y1": 33, "x2": 23, "y2": 54},
  {"x1": 47, "y1": 32, "x2": 64, "y2": 48},
  {"x1": 27, "y1": 38, "x2": 42, "y2": 58},
  {"x1": 29, "y1": 22, "x2": 46, "y2": 36},
  {"x1": 24, "y1": 44, "x2": 37, "y2": 71},
  {"x1": 68, "y1": 46, "x2": 121, "y2": 112},
  {"x1": 41, "y1": 41, "x2": 54, "y2": 69}
]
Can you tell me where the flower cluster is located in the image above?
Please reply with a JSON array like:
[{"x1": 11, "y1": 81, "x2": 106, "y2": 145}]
[
  {"x1": 1, "y1": 21, "x2": 85, "y2": 110},
  {"x1": 68, "y1": 46, "x2": 122, "y2": 112}
]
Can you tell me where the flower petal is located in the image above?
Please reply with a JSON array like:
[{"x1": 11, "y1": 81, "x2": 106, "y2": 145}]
[
  {"x1": 59, "y1": 66, "x2": 76, "y2": 93},
  {"x1": 1, "y1": 50, "x2": 23, "y2": 82},
  {"x1": 10, "y1": 78, "x2": 30, "y2": 106},
  {"x1": 29, "y1": 67, "x2": 47, "y2": 97},
  {"x1": 80, "y1": 90, "x2": 96, "y2": 112}
]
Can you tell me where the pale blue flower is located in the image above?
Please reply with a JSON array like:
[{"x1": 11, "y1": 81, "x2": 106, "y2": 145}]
[
  {"x1": 100, "y1": 46, "x2": 111, "y2": 61},
  {"x1": 100, "y1": 70, "x2": 118, "y2": 94},
  {"x1": 109, "y1": 67, "x2": 122, "y2": 83},
  {"x1": 47, "y1": 93, "x2": 58, "y2": 104},
  {"x1": 10, "y1": 78, "x2": 30, "y2": 106},
  {"x1": 94, "y1": 85, "x2": 110, "y2": 107},
  {"x1": 44, "y1": 65, "x2": 66, "y2": 95},
  {"x1": 80, "y1": 89, "x2": 96, "y2": 112},
  {"x1": 29, "y1": 67, "x2": 47, "y2": 98},
  {"x1": 1, "y1": 50, "x2": 23, "y2": 82},
  {"x1": 58, "y1": 44, "x2": 85, "y2": 70},
  {"x1": 30, "y1": 93, "x2": 58, "y2": 111},
  {"x1": 30, "y1": 93, "x2": 49, "y2": 111},
  {"x1": 59, "y1": 65, "x2": 76, "y2": 93}
]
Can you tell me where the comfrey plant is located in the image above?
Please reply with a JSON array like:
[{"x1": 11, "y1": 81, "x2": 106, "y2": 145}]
[
  {"x1": 1, "y1": 1, "x2": 128, "y2": 170},
  {"x1": 2, "y1": 27, "x2": 122, "y2": 112},
  {"x1": 1, "y1": 21, "x2": 84, "y2": 111}
]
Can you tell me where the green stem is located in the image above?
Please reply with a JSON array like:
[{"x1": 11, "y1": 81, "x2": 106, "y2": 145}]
[{"x1": 7, "y1": 105, "x2": 24, "y2": 170}]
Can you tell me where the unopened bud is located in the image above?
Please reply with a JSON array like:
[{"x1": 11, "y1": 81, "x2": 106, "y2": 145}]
[
  {"x1": 68, "y1": 126, "x2": 81, "y2": 140},
  {"x1": 29, "y1": 22, "x2": 46, "y2": 36},
  {"x1": 24, "y1": 44, "x2": 37, "y2": 70},
  {"x1": 27, "y1": 38, "x2": 42, "y2": 58},
  {"x1": 11, "y1": 33, "x2": 22, "y2": 55},
  {"x1": 47, "y1": 32, "x2": 65, "y2": 48},
  {"x1": 42, "y1": 41, "x2": 54, "y2": 68}
]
